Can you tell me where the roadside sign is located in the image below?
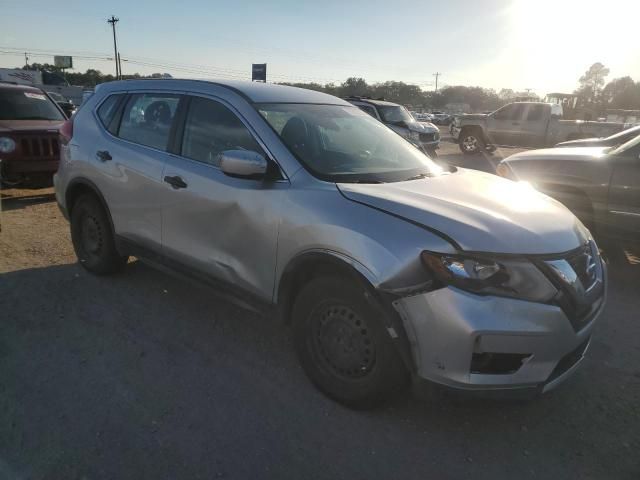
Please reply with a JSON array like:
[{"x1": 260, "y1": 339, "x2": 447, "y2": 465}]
[
  {"x1": 54, "y1": 56, "x2": 73, "y2": 69},
  {"x1": 252, "y1": 63, "x2": 266, "y2": 82}
]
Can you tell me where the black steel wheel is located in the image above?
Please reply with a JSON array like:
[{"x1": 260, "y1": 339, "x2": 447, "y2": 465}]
[
  {"x1": 293, "y1": 276, "x2": 408, "y2": 408},
  {"x1": 70, "y1": 194, "x2": 128, "y2": 275}
]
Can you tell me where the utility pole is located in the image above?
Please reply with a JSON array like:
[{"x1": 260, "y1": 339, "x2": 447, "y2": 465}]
[
  {"x1": 118, "y1": 52, "x2": 123, "y2": 78},
  {"x1": 107, "y1": 16, "x2": 120, "y2": 79},
  {"x1": 24, "y1": 52, "x2": 29, "y2": 69},
  {"x1": 433, "y1": 72, "x2": 442, "y2": 92}
]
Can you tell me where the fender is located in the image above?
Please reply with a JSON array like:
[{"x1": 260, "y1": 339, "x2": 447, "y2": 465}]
[
  {"x1": 276, "y1": 249, "x2": 417, "y2": 372},
  {"x1": 65, "y1": 176, "x2": 118, "y2": 243}
]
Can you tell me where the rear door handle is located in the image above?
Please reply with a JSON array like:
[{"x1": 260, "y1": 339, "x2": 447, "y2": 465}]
[
  {"x1": 96, "y1": 150, "x2": 112, "y2": 161},
  {"x1": 163, "y1": 175, "x2": 188, "y2": 189}
]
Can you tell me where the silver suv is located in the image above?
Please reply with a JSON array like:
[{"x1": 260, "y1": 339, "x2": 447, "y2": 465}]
[{"x1": 54, "y1": 79, "x2": 606, "y2": 407}]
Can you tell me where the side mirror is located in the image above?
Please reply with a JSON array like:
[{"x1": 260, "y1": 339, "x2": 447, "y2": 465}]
[{"x1": 218, "y1": 150, "x2": 268, "y2": 178}]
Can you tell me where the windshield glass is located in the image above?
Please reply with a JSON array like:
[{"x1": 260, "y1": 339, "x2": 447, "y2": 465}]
[
  {"x1": 610, "y1": 132, "x2": 640, "y2": 155},
  {"x1": 0, "y1": 90, "x2": 65, "y2": 121},
  {"x1": 377, "y1": 104, "x2": 415, "y2": 124},
  {"x1": 258, "y1": 103, "x2": 442, "y2": 183}
]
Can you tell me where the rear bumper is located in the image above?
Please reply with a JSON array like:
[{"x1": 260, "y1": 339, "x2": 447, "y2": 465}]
[{"x1": 393, "y1": 284, "x2": 605, "y2": 393}]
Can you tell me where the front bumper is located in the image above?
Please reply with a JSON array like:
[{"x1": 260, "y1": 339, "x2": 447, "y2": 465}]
[
  {"x1": 451, "y1": 126, "x2": 461, "y2": 140},
  {"x1": 393, "y1": 284, "x2": 605, "y2": 393},
  {"x1": 1, "y1": 158, "x2": 59, "y2": 174}
]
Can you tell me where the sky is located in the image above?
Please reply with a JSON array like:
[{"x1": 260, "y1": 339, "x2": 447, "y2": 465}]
[{"x1": 1, "y1": 0, "x2": 639, "y2": 96}]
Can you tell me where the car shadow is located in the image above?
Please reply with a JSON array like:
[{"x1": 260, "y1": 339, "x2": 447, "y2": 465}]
[{"x1": 0, "y1": 191, "x2": 56, "y2": 211}]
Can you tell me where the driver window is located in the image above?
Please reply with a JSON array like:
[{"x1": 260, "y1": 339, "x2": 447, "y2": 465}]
[
  {"x1": 118, "y1": 93, "x2": 180, "y2": 150},
  {"x1": 181, "y1": 97, "x2": 264, "y2": 166},
  {"x1": 492, "y1": 104, "x2": 515, "y2": 120}
]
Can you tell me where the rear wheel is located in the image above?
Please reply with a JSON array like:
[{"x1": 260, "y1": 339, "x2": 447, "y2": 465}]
[
  {"x1": 70, "y1": 194, "x2": 128, "y2": 275},
  {"x1": 459, "y1": 129, "x2": 485, "y2": 154},
  {"x1": 293, "y1": 276, "x2": 409, "y2": 408}
]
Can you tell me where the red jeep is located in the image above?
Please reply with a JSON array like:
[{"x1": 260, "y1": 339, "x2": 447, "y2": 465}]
[{"x1": 0, "y1": 82, "x2": 66, "y2": 187}]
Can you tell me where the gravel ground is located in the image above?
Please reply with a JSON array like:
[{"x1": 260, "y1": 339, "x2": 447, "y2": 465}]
[{"x1": 1, "y1": 136, "x2": 639, "y2": 479}]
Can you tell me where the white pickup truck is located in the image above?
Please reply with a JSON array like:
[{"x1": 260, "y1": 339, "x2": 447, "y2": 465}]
[
  {"x1": 452, "y1": 101, "x2": 626, "y2": 154},
  {"x1": 0, "y1": 68, "x2": 84, "y2": 106}
]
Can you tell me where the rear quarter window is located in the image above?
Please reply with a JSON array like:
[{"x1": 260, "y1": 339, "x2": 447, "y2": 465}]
[{"x1": 97, "y1": 94, "x2": 124, "y2": 133}]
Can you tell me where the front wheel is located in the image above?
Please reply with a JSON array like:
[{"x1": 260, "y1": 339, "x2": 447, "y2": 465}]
[
  {"x1": 293, "y1": 276, "x2": 409, "y2": 408},
  {"x1": 459, "y1": 130, "x2": 485, "y2": 154}
]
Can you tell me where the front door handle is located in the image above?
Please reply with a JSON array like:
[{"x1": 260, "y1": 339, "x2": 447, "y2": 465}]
[
  {"x1": 163, "y1": 175, "x2": 188, "y2": 189},
  {"x1": 96, "y1": 150, "x2": 112, "y2": 161}
]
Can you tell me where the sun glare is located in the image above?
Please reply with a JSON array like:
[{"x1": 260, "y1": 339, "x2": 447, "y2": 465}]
[{"x1": 508, "y1": 0, "x2": 639, "y2": 92}]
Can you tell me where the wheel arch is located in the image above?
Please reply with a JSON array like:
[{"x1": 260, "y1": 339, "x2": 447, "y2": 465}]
[
  {"x1": 65, "y1": 177, "x2": 117, "y2": 238},
  {"x1": 276, "y1": 250, "x2": 416, "y2": 373}
]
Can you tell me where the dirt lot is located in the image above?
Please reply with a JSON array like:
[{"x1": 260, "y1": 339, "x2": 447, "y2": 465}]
[{"x1": 1, "y1": 135, "x2": 639, "y2": 479}]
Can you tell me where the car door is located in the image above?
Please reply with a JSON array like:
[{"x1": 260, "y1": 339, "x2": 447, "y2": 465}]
[
  {"x1": 486, "y1": 103, "x2": 526, "y2": 146},
  {"x1": 94, "y1": 91, "x2": 182, "y2": 254},
  {"x1": 518, "y1": 104, "x2": 549, "y2": 147},
  {"x1": 160, "y1": 94, "x2": 286, "y2": 302},
  {"x1": 607, "y1": 143, "x2": 640, "y2": 238}
]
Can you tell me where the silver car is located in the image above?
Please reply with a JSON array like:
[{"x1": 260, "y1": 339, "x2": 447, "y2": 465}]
[{"x1": 54, "y1": 79, "x2": 606, "y2": 407}]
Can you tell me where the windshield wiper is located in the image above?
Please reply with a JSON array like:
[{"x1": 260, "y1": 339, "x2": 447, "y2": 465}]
[{"x1": 403, "y1": 172, "x2": 434, "y2": 181}]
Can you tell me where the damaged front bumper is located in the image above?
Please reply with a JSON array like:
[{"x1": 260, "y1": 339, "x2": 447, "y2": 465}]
[{"x1": 392, "y1": 286, "x2": 604, "y2": 394}]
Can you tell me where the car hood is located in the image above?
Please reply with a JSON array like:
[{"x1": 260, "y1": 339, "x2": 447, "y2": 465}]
[
  {"x1": 504, "y1": 146, "x2": 610, "y2": 163},
  {"x1": 406, "y1": 121, "x2": 438, "y2": 133},
  {"x1": 459, "y1": 113, "x2": 488, "y2": 121},
  {"x1": 555, "y1": 137, "x2": 602, "y2": 147},
  {"x1": 337, "y1": 169, "x2": 588, "y2": 254},
  {"x1": 0, "y1": 119, "x2": 64, "y2": 133}
]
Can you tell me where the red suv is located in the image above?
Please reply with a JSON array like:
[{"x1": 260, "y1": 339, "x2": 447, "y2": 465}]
[{"x1": 0, "y1": 82, "x2": 67, "y2": 187}]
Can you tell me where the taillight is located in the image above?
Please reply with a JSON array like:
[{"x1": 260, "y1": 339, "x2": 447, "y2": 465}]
[{"x1": 59, "y1": 119, "x2": 74, "y2": 146}]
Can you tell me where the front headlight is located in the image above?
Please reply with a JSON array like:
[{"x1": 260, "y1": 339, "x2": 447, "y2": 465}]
[
  {"x1": 0, "y1": 137, "x2": 16, "y2": 153},
  {"x1": 421, "y1": 251, "x2": 557, "y2": 303}
]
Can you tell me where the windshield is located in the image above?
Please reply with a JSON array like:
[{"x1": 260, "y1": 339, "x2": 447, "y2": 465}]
[
  {"x1": 377, "y1": 105, "x2": 415, "y2": 124},
  {"x1": 0, "y1": 90, "x2": 65, "y2": 121},
  {"x1": 258, "y1": 103, "x2": 442, "y2": 183},
  {"x1": 610, "y1": 131, "x2": 640, "y2": 155}
]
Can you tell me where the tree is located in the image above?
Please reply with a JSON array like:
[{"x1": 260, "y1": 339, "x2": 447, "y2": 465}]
[
  {"x1": 576, "y1": 62, "x2": 610, "y2": 103},
  {"x1": 340, "y1": 77, "x2": 368, "y2": 97},
  {"x1": 601, "y1": 76, "x2": 640, "y2": 109}
]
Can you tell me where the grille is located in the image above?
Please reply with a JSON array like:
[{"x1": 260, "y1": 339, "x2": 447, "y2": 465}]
[
  {"x1": 18, "y1": 135, "x2": 60, "y2": 159},
  {"x1": 419, "y1": 132, "x2": 436, "y2": 142},
  {"x1": 566, "y1": 244, "x2": 598, "y2": 292}
]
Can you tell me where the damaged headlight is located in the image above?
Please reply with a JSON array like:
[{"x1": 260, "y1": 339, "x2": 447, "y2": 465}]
[{"x1": 421, "y1": 251, "x2": 557, "y2": 303}]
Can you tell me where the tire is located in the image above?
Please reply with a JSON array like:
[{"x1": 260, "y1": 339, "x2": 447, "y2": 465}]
[
  {"x1": 459, "y1": 129, "x2": 485, "y2": 154},
  {"x1": 70, "y1": 194, "x2": 128, "y2": 275},
  {"x1": 292, "y1": 275, "x2": 409, "y2": 408}
]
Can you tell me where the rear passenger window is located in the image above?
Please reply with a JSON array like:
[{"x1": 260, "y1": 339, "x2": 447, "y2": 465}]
[
  {"x1": 181, "y1": 96, "x2": 264, "y2": 166},
  {"x1": 118, "y1": 93, "x2": 180, "y2": 151},
  {"x1": 97, "y1": 94, "x2": 123, "y2": 134},
  {"x1": 526, "y1": 105, "x2": 545, "y2": 121}
]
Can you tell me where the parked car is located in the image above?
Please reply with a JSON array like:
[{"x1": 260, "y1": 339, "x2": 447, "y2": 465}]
[
  {"x1": 430, "y1": 111, "x2": 452, "y2": 125},
  {"x1": 555, "y1": 124, "x2": 640, "y2": 148},
  {"x1": 0, "y1": 82, "x2": 66, "y2": 186},
  {"x1": 47, "y1": 91, "x2": 76, "y2": 118},
  {"x1": 497, "y1": 136, "x2": 640, "y2": 241},
  {"x1": 452, "y1": 102, "x2": 626, "y2": 154},
  {"x1": 345, "y1": 96, "x2": 440, "y2": 156},
  {"x1": 55, "y1": 79, "x2": 606, "y2": 407}
]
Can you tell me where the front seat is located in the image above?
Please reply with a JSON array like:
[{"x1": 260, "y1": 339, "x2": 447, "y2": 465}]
[{"x1": 281, "y1": 116, "x2": 309, "y2": 158}]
